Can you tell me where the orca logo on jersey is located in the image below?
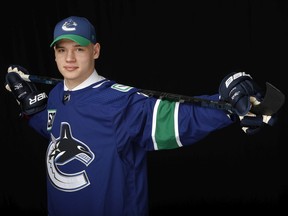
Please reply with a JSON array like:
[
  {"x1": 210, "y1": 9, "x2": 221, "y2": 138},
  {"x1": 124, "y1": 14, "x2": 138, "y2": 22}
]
[{"x1": 46, "y1": 122, "x2": 95, "y2": 192}]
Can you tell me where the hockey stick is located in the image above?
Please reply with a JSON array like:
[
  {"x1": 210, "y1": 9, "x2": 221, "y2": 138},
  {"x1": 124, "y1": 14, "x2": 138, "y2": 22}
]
[
  {"x1": 19, "y1": 73, "x2": 62, "y2": 85},
  {"x1": 19, "y1": 74, "x2": 285, "y2": 115},
  {"x1": 139, "y1": 89, "x2": 234, "y2": 112},
  {"x1": 18, "y1": 74, "x2": 235, "y2": 112}
]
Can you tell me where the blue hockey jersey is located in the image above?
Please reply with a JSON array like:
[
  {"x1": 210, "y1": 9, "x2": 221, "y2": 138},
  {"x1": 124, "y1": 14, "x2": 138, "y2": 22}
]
[{"x1": 28, "y1": 78, "x2": 234, "y2": 216}]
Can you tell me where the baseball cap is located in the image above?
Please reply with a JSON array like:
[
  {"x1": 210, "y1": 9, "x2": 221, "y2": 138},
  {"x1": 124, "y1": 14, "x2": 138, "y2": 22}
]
[{"x1": 50, "y1": 16, "x2": 97, "y2": 47}]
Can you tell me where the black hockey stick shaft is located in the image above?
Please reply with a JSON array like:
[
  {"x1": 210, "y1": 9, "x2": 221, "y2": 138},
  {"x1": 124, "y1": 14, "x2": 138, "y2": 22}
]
[
  {"x1": 19, "y1": 74, "x2": 63, "y2": 85},
  {"x1": 139, "y1": 89, "x2": 234, "y2": 112},
  {"x1": 20, "y1": 74, "x2": 235, "y2": 112}
]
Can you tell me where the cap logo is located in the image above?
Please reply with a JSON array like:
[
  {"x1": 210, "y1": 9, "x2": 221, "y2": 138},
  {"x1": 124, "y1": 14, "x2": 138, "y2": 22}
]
[
  {"x1": 50, "y1": 16, "x2": 97, "y2": 47},
  {"x1": 62, "y1": 19, "x2": 77, "y2": 32}
]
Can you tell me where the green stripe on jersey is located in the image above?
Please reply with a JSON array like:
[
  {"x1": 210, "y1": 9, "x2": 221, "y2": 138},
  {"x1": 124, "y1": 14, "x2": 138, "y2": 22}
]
[{"x1": 153, "y1": 100, "x2": 182, "y2": 150}]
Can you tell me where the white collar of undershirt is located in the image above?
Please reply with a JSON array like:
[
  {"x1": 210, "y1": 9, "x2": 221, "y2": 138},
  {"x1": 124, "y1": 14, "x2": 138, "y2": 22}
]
[{"x1": 64, "y1": 69, "x2": 105, "y2": 91}]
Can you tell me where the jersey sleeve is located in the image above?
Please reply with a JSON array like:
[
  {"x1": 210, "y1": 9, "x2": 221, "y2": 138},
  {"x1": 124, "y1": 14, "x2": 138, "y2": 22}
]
[
  {"x1": 28, "y1": 109, "x2": 50, "y2": 139},
  {"x1": 124, "y1": 91, "x2": 235, "y2": 151}
]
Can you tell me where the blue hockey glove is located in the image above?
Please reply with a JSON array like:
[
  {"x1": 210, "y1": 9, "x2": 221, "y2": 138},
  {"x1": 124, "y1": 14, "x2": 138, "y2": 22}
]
[
  {"x1": 5, "y1": 65, "x2": 48, "y2": 116},
  {"x1": 219, "y1": 72, "x2": 273, "y2": 135},
  {"x1": 219, "y1": 71, "x2": 264, "y2": 116},
  {"x1": 239, "y1": 111, "x2": 278, "y2": 135}
]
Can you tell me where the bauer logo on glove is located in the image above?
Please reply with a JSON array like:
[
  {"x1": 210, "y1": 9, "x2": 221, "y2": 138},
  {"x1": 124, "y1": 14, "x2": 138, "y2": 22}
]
[
  {"x1": 5, "y1": 65, "x2": 48, "y2": 116},
  {"x1": 219, "y1": 71, "x2": 264, "y2": 116},
  {"x1": 219, "y1": 71, "x2": 285, "y2": 135}
]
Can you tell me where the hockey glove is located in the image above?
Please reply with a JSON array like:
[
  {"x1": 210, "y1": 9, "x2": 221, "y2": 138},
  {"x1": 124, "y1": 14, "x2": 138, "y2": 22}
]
[
  {"x1": 219, "y1": 72, "x2": 280, "y2": 135},
  {"x1": 5, "y1": 65, "x2": 48, "y2": 116},
  {"x1": 218, "y1": 71, "x2": 264, "y2": 116},
  {"x1": 239, "y1": 112, "x2": 278, "y2": 135},
  {"x1": 237, "y1": 95, "x2": 278, "y2": 135}
]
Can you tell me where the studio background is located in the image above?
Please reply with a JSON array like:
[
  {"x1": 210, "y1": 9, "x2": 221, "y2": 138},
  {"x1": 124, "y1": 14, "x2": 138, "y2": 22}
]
[{"x1": 0, "y1": 0, "x2": 287, "y2": 215}]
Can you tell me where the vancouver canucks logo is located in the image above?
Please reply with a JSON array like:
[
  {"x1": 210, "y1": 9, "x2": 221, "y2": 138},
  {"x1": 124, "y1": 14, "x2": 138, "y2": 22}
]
[
  {"x1": 46, "y1": 122, "x2": 95, "y2": 192},
  {"x1": 62, "y1": 19, "x2": 77, "y2": 31}
]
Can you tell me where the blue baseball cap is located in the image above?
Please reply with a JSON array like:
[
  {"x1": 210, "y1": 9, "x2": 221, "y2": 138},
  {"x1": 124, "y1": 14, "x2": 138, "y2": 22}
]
[{"x1": 50, "y1": 16, "x2": 97, "y2": 47}]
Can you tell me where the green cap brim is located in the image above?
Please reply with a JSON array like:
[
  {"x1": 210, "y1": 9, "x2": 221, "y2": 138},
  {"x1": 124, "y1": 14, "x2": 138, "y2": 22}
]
[{"x1": 50, "y1": 34, "x2": 91, "y2": 47}]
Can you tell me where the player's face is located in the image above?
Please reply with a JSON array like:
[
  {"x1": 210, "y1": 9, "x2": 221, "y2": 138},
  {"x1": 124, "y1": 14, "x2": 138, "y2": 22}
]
[{"x1": 54, "y1": 39, "x2": 100, "y2": 89}]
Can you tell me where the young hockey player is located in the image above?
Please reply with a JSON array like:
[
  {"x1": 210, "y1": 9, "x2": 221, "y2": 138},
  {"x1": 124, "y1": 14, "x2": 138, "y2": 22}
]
[{"x1": 5, "y1": 16, "x2": 279, "y2": 216}]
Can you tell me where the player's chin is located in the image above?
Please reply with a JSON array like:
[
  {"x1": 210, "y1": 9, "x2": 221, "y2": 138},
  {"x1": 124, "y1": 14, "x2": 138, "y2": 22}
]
[{"x1": 60, "y1": 70, "x2": 80, "y2": 80}]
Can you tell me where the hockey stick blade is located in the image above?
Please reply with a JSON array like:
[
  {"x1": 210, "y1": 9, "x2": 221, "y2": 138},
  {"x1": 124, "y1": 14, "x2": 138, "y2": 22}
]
[{"x1": 250, "y1": 82, "x2": 285, "y2": 115}]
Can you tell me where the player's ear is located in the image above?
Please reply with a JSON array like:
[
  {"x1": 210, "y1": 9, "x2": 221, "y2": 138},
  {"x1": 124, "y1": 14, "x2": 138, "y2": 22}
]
[{"x1": 93, "y1": 43, "x2": 100, "y2": 59}]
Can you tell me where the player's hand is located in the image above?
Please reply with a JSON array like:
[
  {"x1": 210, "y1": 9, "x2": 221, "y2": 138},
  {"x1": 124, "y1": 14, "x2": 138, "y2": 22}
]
[
  {"x1": 219, "y1": 72, "x2": 282, "y2": 135},
  {"x1": 239, "y1": 113, "x2": 277, "y2": 135},
  {"x1": 238, "y1": 96, "x2": 278, "y2": 135},
  {"x1": 5, "y1": 65, "x2": 48, "y2": 116},
  {"x1": 218, "y1": 71, "x2": 263, "y2": 116}
]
